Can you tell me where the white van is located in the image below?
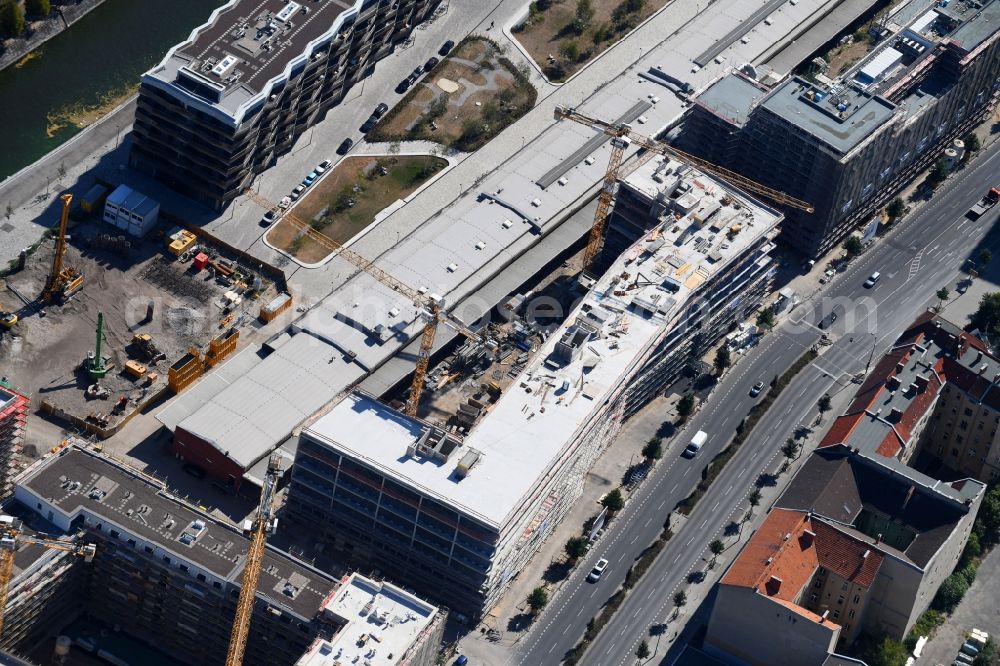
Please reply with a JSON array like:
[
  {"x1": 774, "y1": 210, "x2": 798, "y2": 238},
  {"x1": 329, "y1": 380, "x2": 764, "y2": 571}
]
[{"x1": 684, "y1": 431, "x2": 707, "y2": 458}]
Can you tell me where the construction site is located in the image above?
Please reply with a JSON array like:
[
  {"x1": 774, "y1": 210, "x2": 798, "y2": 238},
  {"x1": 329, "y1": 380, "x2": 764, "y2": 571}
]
[{"x1": 0, "y1": 191, "x2": 287, "y2": 476}]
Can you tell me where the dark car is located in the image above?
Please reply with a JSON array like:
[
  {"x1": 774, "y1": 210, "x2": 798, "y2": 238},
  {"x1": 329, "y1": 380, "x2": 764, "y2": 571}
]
[
  {"x1": 336, "y1": 138, "x2": 354, "y2": 155},
  {"x1": 818, "y1": 310, "x2": 838, "y2": 330},
  {"x1": 395, "y1": 78, "x2": 411, "y2": 94},
  {"x1": 439, "y1": 39, "x2": 455, "y2": 56},
  {"x1": 372, "y1": 102, "x2": 389, "y2": 119},
  {"x1": 749, "y1": 381, "x2": 765, "y2": 397},
  {"x1": 424, "y1": 56, "x2": 439, "y2": 72},
  {"x1": 360, "y1": 115, "x2": 378, "y2": 133}
]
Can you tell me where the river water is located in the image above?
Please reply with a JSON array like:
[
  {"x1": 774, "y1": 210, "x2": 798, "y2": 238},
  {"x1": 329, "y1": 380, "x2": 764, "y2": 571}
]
[{"x1": 0, "y1": 0, "x2": 225, "y2": 180}]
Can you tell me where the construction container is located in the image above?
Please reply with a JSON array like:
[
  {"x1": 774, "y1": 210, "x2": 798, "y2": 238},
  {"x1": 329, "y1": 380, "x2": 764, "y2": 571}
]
[
  {"x1": 259, "y1": 292, "x2": 292, "y2": 323},
  {"x1": 80, "y1": 184, "x2": 110, "y2": 213},
  {"x1": 168, "y1": 230, "x2": 197, "y2": 256},
  {"x1": 124, "y1": 360, "x2": 147, "y2": 379},
  {"x1": 103, "y1": 185, "x2": 160, "y2": 237},
  {"x1": 168, "y1": 348, "x2": 204, "y2": 393},
  {"x1": 193, "y1": 252, "x2": 210, "y2": 271},
  {"x1": 206, "y1": 328, "x2": 239, "y2": 367}
]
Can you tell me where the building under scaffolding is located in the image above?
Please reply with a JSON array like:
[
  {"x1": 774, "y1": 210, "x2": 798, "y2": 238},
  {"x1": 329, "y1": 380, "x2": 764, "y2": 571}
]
[{"x1": 284, "y1": 159, "x2": 783, "y2": 619}]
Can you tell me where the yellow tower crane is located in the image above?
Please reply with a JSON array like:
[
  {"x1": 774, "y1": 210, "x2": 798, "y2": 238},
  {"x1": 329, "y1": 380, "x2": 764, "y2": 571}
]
[
  {"x1": 0, "y1": 515, "x2": 96, "y2": 640},
  {"x1": 225, "y1": 452, "x2": 281, "y2": 666},
  {"x1": 552, "y1": 106, "x2": 815, "y2": 268},
  {"x1": 42, "y1": 193, "x2": 84, "y2": 303},
  {"x1": 244, "y1": 190, "x2": 480, "y2": 416}
]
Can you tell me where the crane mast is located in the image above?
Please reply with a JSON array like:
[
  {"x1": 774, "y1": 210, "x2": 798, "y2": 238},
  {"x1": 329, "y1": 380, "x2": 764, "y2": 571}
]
[
  {"x1": 243, "y1": 190, "x2": 479, "y2": 417},
  {"x1": 225, "y1": 453, "x2": 282, "y2": 666},
  {"x1": 553, "y1": 106, "x2": 814, "y2": 268}
]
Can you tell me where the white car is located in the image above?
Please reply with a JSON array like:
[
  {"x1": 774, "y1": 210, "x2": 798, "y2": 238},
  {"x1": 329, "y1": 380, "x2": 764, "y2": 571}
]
[
  {"x1": 278, "y1": 196, "x2": 292, "y2": 209},
  {"x1": 316, "y1": 159, "x2": 332, "y2": 174},
  {"x1": 290, "y1": 185, "x2": 306, "y2": 201},
  {"x1": 587, "y1": 558, "x2": 609, "y2": 582}
]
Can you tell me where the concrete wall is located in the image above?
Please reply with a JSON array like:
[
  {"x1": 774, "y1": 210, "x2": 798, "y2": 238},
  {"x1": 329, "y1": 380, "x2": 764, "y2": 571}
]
[{"x1": 706, "y1": 585, "x2": 840, "y2": 666}]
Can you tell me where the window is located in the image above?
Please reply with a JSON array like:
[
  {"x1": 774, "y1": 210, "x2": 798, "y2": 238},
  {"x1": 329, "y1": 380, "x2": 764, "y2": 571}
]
[
  {"x1": 860, "y1": 183, "x2": 874, "y2": 200},
  {"x1": 810, "y1": 593, "x2": 818, "y2": 603},
  {"x1": 833, "y1": 610, "x2": 841, "y2": 619},
  {"x1": 127, "y1": 538, "x2": 136, "y2": 548},
  {"x1": 814, "y1": 580, "x2": 823, "y2": 589},
  {"x1": 845, "y1": 624, "x2": 851, "y2": 632},
  {"x1": 958, "y1": 435, "x2": 964, "y2": 444},
  {"x1": 110, "y1": 530, "x2": 120, "y2": 539},
  {"x1": 144, "y1": 546, "x2": 153, "y2": 554},
  {"x1": 961, "y1": 421, "x2": 969, "y2": 430},
  {"x1": 899, "y1": 151, "x2": 911, "y2": 165},
  {"x1": 837, "y1": 596, "x2": 845, "y2": 605},
  {"x1": 179, "y1": 564, "x2": 189, "y2": 573},
  {"x1": 916, "y1": 136, "x2": 928, "y2": 152},
  {"x1": 937, "y1": 122, "x2": 947, "y2": 137},
  {"x1": 879, "y1": 166, "x2": 892, "y2": 180},
  {"x1": 197, "y1": 573, "x2": 206, "y2": 582},
  {"x1": 849, "y1": 609, "x2": 856, "y2": 619},
  {"x1": 841, "y1": 199, "x2": 854, "y2": 213},
  {"x1": 842, "y1": 582, "x2": 849, "y2": 591},
  {"x1": 965, "y1": 408, "x2": 974, "y2": 417},
  {"x1": 853, "y1": 594, "x2": 860, "y2": 604},
  {"x1": 952, "y1": 448, "x2": 960, "y2": 456}
]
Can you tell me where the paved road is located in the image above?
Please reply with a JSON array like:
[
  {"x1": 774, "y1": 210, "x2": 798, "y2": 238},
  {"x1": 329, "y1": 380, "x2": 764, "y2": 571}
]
[{"x1": 515, "y1": 142, "x2": 1000, "y2": 666}]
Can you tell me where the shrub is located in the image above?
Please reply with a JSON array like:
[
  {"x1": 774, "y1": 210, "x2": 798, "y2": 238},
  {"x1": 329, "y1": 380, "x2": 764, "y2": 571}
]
[{"x1": 932, "y1": 572, "x2": 969, "y2": 613}]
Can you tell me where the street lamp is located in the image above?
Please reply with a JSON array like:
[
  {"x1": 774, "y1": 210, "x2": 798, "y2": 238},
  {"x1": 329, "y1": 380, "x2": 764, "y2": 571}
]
[
  {"x1": 864, "y1": 332, "x2": 877, "y2": 374},
  {"x1": 114, "y1": 124, "x2": 123, "y2": 150}
]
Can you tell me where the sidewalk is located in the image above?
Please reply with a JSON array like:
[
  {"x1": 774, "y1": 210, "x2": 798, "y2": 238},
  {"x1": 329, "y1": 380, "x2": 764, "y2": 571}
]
[{"x1": 456, "y1": 394, "x2": 682, "y2": 665}]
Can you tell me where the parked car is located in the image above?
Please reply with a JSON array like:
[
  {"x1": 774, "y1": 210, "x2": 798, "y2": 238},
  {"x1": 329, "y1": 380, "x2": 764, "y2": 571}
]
[
  {"x1": 406, "y1": 67, "x2": 423, "y2": 86},
  {"x1": 749, "y1": 381, "x2": 765, "y2": 397},
  {"x1": 260, "y1": 210, "x2": 277, "y2": 226},
  {"x1": 303, "y1": 170, "x2": 319, "y2": 187},
  {"x1": 372, "y1": 102, "x2": 389, "y2": 119},
  {"x1": 290, "y1": 184, "x2": 306, "y2": 201},
  {"x1": 278, "y1": 196, "x2": 292, "y2": 209},
  {"x1": 587, "y1": 558, "x2": 609, "y2": 582},
  {"x1": 424, "y1": 56, "x2": 439, "y2": 72},
  {"x1": 315, "y1": 159, "x2": 332, "y2": 175},
  {"x1": 336, "y1": 138, "x2": 353, "y2": 155},
  {"x1": 395, "y1": 78, "x2": 411, "y2": 94},
  {"x1": 439, "y1": 39, "x2": 455, "y2": 56},
  {"x1": 360, "y1": 115, "x2": 378, "y2": 133},
  {"x1": 454, "y1": 657, "x2": 468, "y2": 666}
]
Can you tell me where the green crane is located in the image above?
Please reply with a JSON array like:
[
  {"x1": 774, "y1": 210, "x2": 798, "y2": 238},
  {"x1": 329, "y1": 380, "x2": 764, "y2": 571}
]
[{"x1": 87, "y1": 312, "x2": 109, "y2": 379}]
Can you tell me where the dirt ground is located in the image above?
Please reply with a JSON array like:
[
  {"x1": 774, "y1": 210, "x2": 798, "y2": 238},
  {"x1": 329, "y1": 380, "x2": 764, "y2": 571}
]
[
  {"x1": 0, "y1": 216, "x2": 277, "y2": 460},
  {"x1": 267, "y1": 154, "x2": 446, "y2": 262},
  {"x1": 512, "y1": 0, "x2": 663, "y2": 81},
  {"x1": 369, "y1": 37, "x2": 536, "y2": 151},
  {"x1": 825, "y1": 37, "x2": 873, "y2": 77}
]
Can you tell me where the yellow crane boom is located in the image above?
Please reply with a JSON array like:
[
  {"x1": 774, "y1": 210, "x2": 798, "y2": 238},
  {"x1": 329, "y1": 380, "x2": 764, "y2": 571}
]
[
  {"x1": 553, "y1": 106, "x2": 814, "y2": 267},
  {"x1": 225, "y1": 453, "x2": 281, "y2": 666},
  {"x1": 244, "y1": 190, "x2": 479, "y2": 416},
  {"x1": 43, "y1": 193, "x2": 84, "y2": 303},
  {"x1": 0, "y1": 516, "x2": 96, "y2": 640}
]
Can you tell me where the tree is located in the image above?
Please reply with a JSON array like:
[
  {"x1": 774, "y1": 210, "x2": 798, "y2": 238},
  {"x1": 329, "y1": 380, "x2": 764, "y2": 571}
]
[
  {"x1": 527, "y1": 587, "x2": 549, "y2": 613},
  {"x1": 0, "y1": 1, "x2": 24, "y2": 38},
  {"x1": 963, "y1": 132, "x2": 981, "y2": 154},
  {"x1": 565, "y1": 536, "x2": 588, "y2": 563},
  {"x1": 642, "y1": 437, "x2": 663, "y2": 462},
  {"x1": 25, "y1": 0, "x2": 49, "y2": 16},
  {"x1": 962, "y1": 531, "x2": 982, "y2": 563},
  {"x1": 673, "y1": 590, "x2": 687, "y2": 609},
  {"x1": 781, "y1": 438, "x2": 799, "y2": 461},
  {"x1": 817, "y1": 394, "x2": 832, "y2": 417},
  {"x1": 979, "y1": 248, "x2": 992, "y2": 266},
  {"x1": 843, "y1": 235, "x2": 864, "y2": 258},
  {"x1": 936, "y1": 287, "x2": 950, "y2": 309},
  {"x1": 928, "y1": 159, "x2": 949, "y2": 187},
  {"x1": 676, "y1": 393, "x2": 695, "y2": 421},
  {"x1": 932, "y1": 573, "x2": 969, "y2": 613},
  {"x1": 559, "y1": 39, "x2": 580, "y2": 61},
  {"x1": 747, "y1": 488, "x2": 762, "y2": 516},
  {"x1": 756, "y1": 306, "x2": 775, "y2": 329},
  {"x1": 976, "y1": 486, "x2": 1000, "y2": 546},
  {"x1": 573, "y1": 0, "x2": 594, "y2": 32},
  {"x1": 887, "y1": 197, "x2": 906, "y2": 219},
  {"x1": 601, "y1": 488, "x2": 625, "y2": 514},
  {"x1": 388, "y1": 140, "x2": 401, "y2": 155},
  {"x1": 713, "y1": 346, "x2": 731, "y2": 374},
  {"x1": 636, "y1": 639, "x2": 651, "y2": 660},
  {"x1": 4, "y1": 203, "x2": 12, "y2": 220},
  {"x1": 971, "y1": 292, "x2": 1000, "y2": 340},
  {"x1": 865, "y1": 636, "x2": 909, "y2": 666},
  {"x1": 709, "y1": 539, "x2": 725, "y2": 566}
]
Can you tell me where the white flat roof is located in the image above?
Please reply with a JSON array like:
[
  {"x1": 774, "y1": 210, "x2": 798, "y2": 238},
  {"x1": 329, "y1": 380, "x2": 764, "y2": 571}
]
[
  {"x1": 297, "y1": 573, "x2": 440, "y2": 666},
  {"x1": 305, "y1": 160, "x2": 781, "y2": 527}
]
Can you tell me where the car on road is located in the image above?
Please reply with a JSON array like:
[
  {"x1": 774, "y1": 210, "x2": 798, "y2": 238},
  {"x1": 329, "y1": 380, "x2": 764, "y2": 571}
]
[
  {"x1": 587, "y1": 558, "x2": 609, "y2": 582},
  {"x1": 424, "y1": 56, "x2": 439, "y2": 71},
  {"x1": 336, "y1": 138, "x2": 353, "y2": 155},
  {"x1": 439, "y1": 39, "x2": 455, "y2": 56},
  {"x1": 260, "y1": 210, "x2": 277, "y2": 226},
  {"x1": 303, "y1": 170, "x2": 319, "y2": 187},
  {"x1": 863, "y1": 271, "x2": 881, "y2": 288},
  {"x1": 749, "y1": 381, "x2": 765, "y2": 397},
  {"x1": 683, "y1": 430, "x2": 707, "y2": 458},
  {"x1": 315, "y1": 159, "x2": 332, "y2": 175},
  {"x1": 818, "y1": 310, "x2": 838, "y2": 329},
  {"x1": 454, "y1": 656, "x2": 468, "y2": 666},
  {"x1": 290, "y1": 184, "x2": 306, "y2": 201}
]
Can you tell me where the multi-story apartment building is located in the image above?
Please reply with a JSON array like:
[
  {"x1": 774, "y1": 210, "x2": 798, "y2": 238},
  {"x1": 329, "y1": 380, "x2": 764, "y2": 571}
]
[
  {"x1": 284, "y1": 157, "x2": 783, "y2": 619},
  {"x1": 821, "y1": 311, "x2": 1000, "y2": 483},
  {"x1": 130, "y1": 0, "x2": 440, "y2": 210},
  {"x1": 678, "y1": 0, "x2": 1000, "y2": 256},
  {"x1": 0, "y1": 386, "x2": 28, "y2": 499},
  {"x1": 10, "y1": 445, "x2": 343, "y2": 666},
  {"x1": 706, "y1": 447, "x2": 984, "y2": 665}
]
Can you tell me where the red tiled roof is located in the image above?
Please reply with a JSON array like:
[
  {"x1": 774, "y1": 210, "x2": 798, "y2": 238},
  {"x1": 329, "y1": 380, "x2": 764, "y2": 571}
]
[
  {"x1": 819, "y1": 414, "x2": 863, "y2": 448},
  {"x1": 812, "y1": 521, "x2": 883, "y2": 588},
  {"x1": 875, "y1": 431, "x2": 903, "y2": 457}
]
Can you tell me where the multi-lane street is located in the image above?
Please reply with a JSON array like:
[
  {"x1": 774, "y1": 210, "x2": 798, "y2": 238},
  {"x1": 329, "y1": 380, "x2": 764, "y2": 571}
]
[{"x1": 514, "y1": 140, "x2": 1000, "y2": 666}]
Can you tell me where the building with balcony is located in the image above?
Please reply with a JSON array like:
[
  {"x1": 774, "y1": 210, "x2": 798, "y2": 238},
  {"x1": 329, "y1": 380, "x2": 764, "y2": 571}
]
[
  {"x1": 130, "y1": 0, "x2": 440, "y2": 210},
  {"x1": 284, "y1": 158, "x2": 783, "y2": 619},
  {"x1": 0, "y1": 386, "x2": 28, "y2": 500},
  {"x1": 678, "y1": 0, "x2": 1000, "y2": 256}
]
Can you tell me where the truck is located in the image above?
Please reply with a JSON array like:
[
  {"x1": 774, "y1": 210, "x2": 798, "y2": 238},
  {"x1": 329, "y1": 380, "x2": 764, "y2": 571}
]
[
  {"x1": 684, "y1": 431, "x2": 708, "y2": 458},
  {"x1": 968, "y1": 187, "x2": 999, "y2": 220}
]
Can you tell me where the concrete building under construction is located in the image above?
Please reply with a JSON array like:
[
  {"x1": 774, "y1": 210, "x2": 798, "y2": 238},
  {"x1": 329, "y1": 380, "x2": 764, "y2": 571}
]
[
  {"x1": 284, "y1": 158, "x2": 783, "y2": 619},
  {"x1": 0, "y1": 387, "x2": 28, "y2": 500},
  {"x1": 678, "y1": 0, "x2": 1000, "y2": 256}
]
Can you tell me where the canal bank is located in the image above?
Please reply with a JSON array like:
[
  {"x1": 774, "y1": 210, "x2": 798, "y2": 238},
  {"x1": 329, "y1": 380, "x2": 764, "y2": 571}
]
[
  {"x1": 0, "y1": 0, "x2": 108, "y2": 73},
  {"x1": 0, "y1": 0, "x2": 226, "y2": 181}
]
